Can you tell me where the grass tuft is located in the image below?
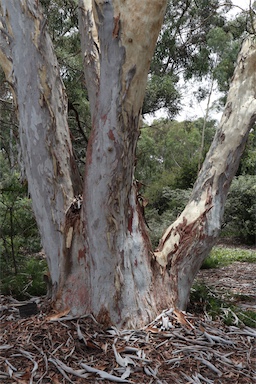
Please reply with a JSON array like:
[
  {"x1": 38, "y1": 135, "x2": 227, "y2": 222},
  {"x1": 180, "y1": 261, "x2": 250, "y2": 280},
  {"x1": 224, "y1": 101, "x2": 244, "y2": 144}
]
[{"x1": 201, "y1": 246, "x2": 256, "y2": 269}]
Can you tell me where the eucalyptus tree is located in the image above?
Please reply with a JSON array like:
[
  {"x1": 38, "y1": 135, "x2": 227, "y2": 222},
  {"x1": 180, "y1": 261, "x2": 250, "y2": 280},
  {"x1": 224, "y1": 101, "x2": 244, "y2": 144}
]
[
  {"x1": 0, "y1": 0, "x2": 255, "y2": 327},
  {"x1": 148, "y1": 0, "x2": 249, "y2": 116}
]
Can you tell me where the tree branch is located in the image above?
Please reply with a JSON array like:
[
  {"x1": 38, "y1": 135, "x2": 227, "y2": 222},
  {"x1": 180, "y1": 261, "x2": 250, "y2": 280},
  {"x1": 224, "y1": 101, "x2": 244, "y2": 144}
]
[{"x1": 78, "y1": 0, "x2": 100, "y2": 115}]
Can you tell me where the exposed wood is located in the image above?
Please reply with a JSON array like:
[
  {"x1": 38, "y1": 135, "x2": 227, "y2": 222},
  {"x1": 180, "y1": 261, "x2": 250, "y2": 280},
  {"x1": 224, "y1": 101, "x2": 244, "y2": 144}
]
[
  {"x1": 155, "y1": 34, "x2": 256, "y2": 310},
  {"x1": 77, "y1": 0, "x2": 169, "y2": 326}
]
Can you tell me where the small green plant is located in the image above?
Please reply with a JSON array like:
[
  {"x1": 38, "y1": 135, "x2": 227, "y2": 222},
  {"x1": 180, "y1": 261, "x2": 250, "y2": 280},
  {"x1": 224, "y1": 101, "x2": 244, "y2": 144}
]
[
  {"x1": 200, "y1": 256, "x2": 220, "y2": 269},
  {"x1": 236, "y1": 310, "x2": 256, "y2": 328},
  {"x1": 0, "y1": 257, "x2": 47, "y2": 300},
  {"x1": 222, "y1": 175, "x2": 256, "y2": 245},
  {"x1": 189, "y1": 281, "x2": 223, "y2": 314},
  {"x1": 190, "y1": 281, "x2": 256, "y2": 327}
]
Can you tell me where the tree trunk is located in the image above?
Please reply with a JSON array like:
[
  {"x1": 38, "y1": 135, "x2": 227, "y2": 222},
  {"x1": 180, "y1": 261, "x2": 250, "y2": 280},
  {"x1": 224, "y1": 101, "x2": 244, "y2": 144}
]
[
  {"x1": 0, "y1": 0, "x2": 169, "y2": 327},
  {"x1": 155, "y1": 35, "x2": 256, "y2": 310},
  {"x1": 75, "y1": 0, "x2": 169, "y2": 327},
  {"x1": 0, "y1": 0, "x2": 84, "y2": 300},
  {"x1": 1, "y1": 0, "x2": 255, "y2": 328}
]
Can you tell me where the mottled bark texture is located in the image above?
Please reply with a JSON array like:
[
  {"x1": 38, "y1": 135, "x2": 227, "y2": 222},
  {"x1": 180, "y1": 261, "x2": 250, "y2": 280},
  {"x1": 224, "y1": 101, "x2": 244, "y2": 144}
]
[
  {"x1": 0, "y1": 0, "x2": 254, "y2": 327},
  {"x1": 0, "y1": 0, "x2": 85, "y2": 302},
  {"x1": 155, "y1": 35, "x2": 256, "y2": 310},
  {"x1": 77, "y1": 0, "x2": 169, "y2": 327},
  {"x1": 0, "y1": 0, "x2": 168, "y2": 327}
]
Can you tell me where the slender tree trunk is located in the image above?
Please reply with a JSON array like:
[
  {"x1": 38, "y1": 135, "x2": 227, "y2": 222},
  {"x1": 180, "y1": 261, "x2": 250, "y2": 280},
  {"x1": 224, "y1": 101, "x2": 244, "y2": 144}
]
[
  {"x1": 155, "y1": 35, "x2": 256, "y2": 310},
  {"x1": 197, "y1": 76, "x2": 215, "y2": 172},
  {"x1": 0, "y1": 0, "x2": 84, "y2": 301}
]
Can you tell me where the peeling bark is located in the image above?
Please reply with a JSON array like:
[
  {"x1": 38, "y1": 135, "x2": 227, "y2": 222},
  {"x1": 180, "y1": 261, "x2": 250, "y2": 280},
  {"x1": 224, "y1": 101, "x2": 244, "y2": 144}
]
[
  {"x1": 1, "y1": 0, "x2": 254, "y2": 327},
  {"x1": 77, "y1": 0, "x2": 169, "y2": 326},
  {"x1": 0, "y1": 0, "x2": 84, "y2": 300},
  {"x1": 0, "y1": 0, "x2": 168, "y2": 327},
  {"x1": 78, "y1": 0, "x2": 100, "y2": 114},
  {"x1": 155, "y1": 35, "x2": 256, "y2": 310}
]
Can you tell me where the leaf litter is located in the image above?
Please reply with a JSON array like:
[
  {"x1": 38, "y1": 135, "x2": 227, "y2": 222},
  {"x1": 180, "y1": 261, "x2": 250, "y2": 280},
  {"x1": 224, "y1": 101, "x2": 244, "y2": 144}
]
[{"x1": 0, "y1": 295, "x2": 255, "y2": 383}]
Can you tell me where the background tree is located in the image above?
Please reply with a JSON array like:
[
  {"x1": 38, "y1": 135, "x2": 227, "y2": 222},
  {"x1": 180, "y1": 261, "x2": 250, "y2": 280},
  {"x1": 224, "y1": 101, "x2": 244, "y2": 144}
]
[{"x1": 147, "y1": 0, "x2": 246, "y2": 117}]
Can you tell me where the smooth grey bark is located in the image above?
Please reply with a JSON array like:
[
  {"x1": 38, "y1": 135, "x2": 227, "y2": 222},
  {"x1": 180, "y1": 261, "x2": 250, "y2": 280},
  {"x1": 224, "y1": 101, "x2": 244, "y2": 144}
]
[
  {"x1": 0, "y1": 0, "x2": 84, "y2": 300},
  {"x1": 155, "y1": 34, "x2": 256, "y2": 310}
]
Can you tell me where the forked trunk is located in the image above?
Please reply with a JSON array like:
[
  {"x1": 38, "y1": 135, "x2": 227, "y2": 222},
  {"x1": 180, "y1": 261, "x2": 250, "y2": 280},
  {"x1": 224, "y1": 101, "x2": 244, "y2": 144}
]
[
  {"x1": 1, "y1": 0, "x2": 255, "y2": 327},
  {"x1": 0, "y1": 0, "x2": 169, "y2": 327}
]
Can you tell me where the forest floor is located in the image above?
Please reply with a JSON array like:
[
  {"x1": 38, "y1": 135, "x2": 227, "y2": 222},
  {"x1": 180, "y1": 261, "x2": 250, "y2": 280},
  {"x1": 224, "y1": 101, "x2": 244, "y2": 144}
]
[
  {"x1": 1, "y1": 245, "x2": 255, "y2": 384},
  {"x1": 196, "y1": 261, "x2": 256, "y2": 312},
  {"x1": 196, "y1": 238, "x2": 256, "y2": 314}
]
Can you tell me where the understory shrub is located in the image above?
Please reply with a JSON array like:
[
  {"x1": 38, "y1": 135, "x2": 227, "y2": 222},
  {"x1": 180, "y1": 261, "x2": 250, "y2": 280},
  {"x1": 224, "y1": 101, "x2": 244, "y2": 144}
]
[
  {"x1": 0, "y1": 154, "x2": 44, "y2": 298},
  {"x1": 222, "y1": 175, "x2": 256, "y2": 245},
  {"x1": 145, "y1": 187, "x2": 191, "y2": 247},
  {"x1": 190, "y1": 281, "x2": 256, "y2": 327}
]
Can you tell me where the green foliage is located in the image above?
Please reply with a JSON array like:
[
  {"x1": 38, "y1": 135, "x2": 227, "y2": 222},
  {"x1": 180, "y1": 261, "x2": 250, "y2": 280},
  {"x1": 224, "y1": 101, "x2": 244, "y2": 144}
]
[
  {"x1": 0, "y1": 154, "x2": 43, "y2": 298},
  {"x1": 145, "y1": 188, "x2": 191, "y2": 247},
  {"x1": 0, "y1": 257, "x2": 47, "y2": 300},
  {"x1": 200, "y1": 256, "x2": 220, "y2": 269},
  {"x1": 222, "y1": 176, "x2": 256, "y2": 245},
  {"x1": 237, "y1": 126, "x2": 256, "y2": 175},
  {"x1": 0, "y1": 70, "x2": 19, "y2": 169},
  {"x1": 190, "y1": 282, "x2": 223, "y2": 315},
  {"x1": 235, "y1": 310, "x2": 256, "y2": 328},
  {"x1": 143, "y1": 74, "x2": 181, "y2": 117},
  {"x1": 136, "y1": 117, "x2": 255, "y2": 247},
  {"x1": 136, "y1": 118, "x2": 216, "y2": 239},
  {"x1": 206, "y1": 26, "x2": 241, "y2": 94},
  {"x1": 199, "y1": 247, "x2": 256, "y2": 327},
  {"x1": 150, "y1": 187, "x2": 191, "y2": 216},
  {"x1": 190, "y1": 281, "x2": 256, "y2": 327},
  {"x1": 147, "y1": 0, "x2": 248, "y2": 115},
  {"x1": 136, "y1": 118, "x2": 216, "y2": 189}
]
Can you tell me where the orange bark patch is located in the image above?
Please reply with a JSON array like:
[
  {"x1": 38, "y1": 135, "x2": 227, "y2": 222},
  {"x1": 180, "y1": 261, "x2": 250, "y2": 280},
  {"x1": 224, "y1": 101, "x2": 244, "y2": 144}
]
[
  {"x1": 101, "y1": 114, "x2": 108, "y2": 124},
  {"x1": 62, "y1": 280, "x2": 89, "y2": 312},
  {"x1": 112, "y1": 13, "x2": 120, "y2": 38},
  {"x1": 97, "y1": 306, "x2": 112, "y2": 327},
  {"x1": 78, "y1": 248, "x2": 86, "y2": 263},
  {"x1": 108, "y1": 129, "x2": 115, "y2": 141}
]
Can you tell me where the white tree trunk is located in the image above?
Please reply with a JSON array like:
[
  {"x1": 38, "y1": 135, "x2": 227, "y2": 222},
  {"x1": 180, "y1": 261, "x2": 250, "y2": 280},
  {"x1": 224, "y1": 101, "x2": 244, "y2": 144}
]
[
  {"x1": 0, "y1": 0, "x2": 169, "y2": 327},
  {"x1": 155, "y1": 35, "x2": 256, "y2": 309},
  {"x1": 76, "y1": 0, "x2": 169, "y2": 326},
  {"x1": 1, "y1": 0, "x2": 255, "y2": 327},
  {"x1": 0, "y1": 0, "x2": 84, "y2": 300}
]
